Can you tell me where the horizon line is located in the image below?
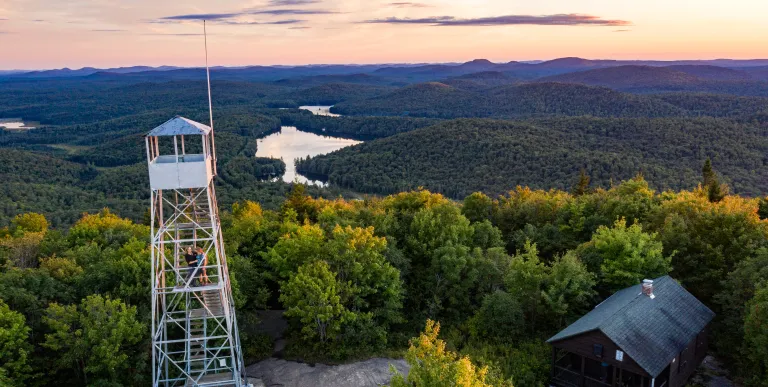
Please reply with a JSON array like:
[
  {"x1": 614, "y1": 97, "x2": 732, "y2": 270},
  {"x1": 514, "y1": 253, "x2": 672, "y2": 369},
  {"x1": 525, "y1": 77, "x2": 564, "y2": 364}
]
[{"x1": 4, "y1": 56, "x2": 768, "y2": 72}]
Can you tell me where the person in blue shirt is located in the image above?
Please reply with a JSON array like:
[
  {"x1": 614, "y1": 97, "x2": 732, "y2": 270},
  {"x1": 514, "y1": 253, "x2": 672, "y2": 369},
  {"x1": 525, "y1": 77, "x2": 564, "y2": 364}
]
[{"x1": 196, "y1": 246, "x2": 210, "y2": 285}]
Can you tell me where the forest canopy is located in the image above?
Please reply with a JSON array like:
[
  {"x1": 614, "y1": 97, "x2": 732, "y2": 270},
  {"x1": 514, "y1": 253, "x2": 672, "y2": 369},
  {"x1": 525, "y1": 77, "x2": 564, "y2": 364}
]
[{"x1": 1, "y1": 177, "x2": 767, "y2": 386}]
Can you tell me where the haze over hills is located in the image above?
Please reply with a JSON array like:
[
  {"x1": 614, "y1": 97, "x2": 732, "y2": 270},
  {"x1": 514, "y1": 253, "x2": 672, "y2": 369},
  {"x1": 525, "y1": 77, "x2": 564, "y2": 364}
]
[{"x1": 5, "y1": 57, "x2": 768, "y2": 83}]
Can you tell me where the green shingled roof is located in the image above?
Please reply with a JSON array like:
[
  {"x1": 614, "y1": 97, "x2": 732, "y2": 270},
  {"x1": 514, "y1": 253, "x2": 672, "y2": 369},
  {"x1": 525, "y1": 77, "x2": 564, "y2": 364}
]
[{"x1": 547, "y1": 276, "x2": 714, "y2": 378}]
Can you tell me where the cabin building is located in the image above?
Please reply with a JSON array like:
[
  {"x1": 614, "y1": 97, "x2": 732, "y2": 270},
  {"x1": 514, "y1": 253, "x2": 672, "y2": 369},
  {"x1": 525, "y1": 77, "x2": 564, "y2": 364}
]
[{"x1": 547, "y1": 276, "x2": 714, "y2": 387}]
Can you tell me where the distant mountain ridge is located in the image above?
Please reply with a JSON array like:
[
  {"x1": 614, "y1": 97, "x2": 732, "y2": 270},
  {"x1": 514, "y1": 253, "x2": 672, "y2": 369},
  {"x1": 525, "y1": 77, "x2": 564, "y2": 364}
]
[
  {"x1": 6, "y1": 57, "x2": 768, "y2": 81},
  {"x1": 7, "y1": 66, "x2": 182, "y2": 78}
]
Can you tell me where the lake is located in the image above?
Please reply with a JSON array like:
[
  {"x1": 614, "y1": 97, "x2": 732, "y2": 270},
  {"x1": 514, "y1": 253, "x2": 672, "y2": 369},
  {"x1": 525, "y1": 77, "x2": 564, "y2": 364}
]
[
  {"x1": 0, "y1": 119, "x2": 36, "y2": 130},
  {"x1": 255, "y1": 126, "x2": 361, "y2": 185},
  {"x1": 299, "y1": 106, "x2": 341, "y2": 117}
]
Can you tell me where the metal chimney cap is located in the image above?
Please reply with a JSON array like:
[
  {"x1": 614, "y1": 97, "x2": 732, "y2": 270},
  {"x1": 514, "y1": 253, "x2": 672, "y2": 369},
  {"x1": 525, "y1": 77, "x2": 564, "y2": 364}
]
[{"x1": 643, "y1": 279, "x2": 654, "y2": 284}]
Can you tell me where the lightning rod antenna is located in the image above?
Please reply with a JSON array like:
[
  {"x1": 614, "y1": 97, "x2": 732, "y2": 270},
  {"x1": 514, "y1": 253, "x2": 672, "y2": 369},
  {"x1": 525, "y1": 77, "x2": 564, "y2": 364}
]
[{"x1": 204, "y1": 20, "x2": 217, "y2": 175}]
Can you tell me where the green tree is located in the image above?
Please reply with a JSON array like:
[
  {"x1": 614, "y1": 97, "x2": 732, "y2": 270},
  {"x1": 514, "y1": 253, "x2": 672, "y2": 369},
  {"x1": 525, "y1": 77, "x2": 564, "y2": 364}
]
[
  {"x1": 43, "y1": 295, "x2": 146, "y2": 386},
  {"x1": 504, "y1": 241, "x2": 548, "y2": 333},
  {"x1": 469, "y1": 291, "x2": 524, "y2": 342},
  {"x1": 406, "y1": 202, "x2": 476, "y2": 321},
  {"x1": 0, "y1": 268, "x2": 75, "y2": 332},
  {"x1": 542, "y1": 251, "x2": 597, "y2": 327},
  {"x1": 265, "y1": 223, "x2": 326, "y2": 280},
  {"x1": 0, "y1": 300, "x2": 33, "y2": 386},
  {"x1": 68, "y1": 239, "x2": 151, "y2": 311},
  {"x1": 280, "y1": 260, "x2": 354, "y2": 344},
  {"x1": 463, "y1": 192, "x2": 494, "y2": 223},
  {"x1": 654, "y1": 191, "x2": 767, "y2": 304},
  {"x1": 389, "y1": 320, "x2": 512, "y2": 387},
  {"x1": 714, "y1": 248, "x2": 768, "y2": 370},
  {"x1": 472, "y1": 220, "x2": 504, "y2": 250},
  {"x1": 323, "y1": 225, "x2": 403, "y2": 327},
  {"x1": 743, "y1": 284, "x2": 768, "y2": 386},
  {"x1": 579, "y1": 219, "x2": 670, "y2": 293}
]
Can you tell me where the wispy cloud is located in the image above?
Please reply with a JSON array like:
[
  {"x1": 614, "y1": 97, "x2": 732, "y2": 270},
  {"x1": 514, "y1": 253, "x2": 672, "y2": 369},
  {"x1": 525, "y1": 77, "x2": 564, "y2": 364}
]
[
  {"x1": 154, "y1": 8, "x2": 336, "y2": 24},
  {"x1": 289, "y1": 26, "x2": 312, "y2": 29},
  {"x1": 268, "y1": 0, "x2": 320, "y2": 5},
  {"x1": 218, "y1": 19, "x2": 306, "y2": 25},
  {"x1": 248, "y1": 9, "x2": 337, "y2": 15},
  {"x1": 159, "y1": 13, "x2": 243, "y2": 21},
  {"x1": 92, "y1": 29, "x2": 126, "y2": 32},
  {"x1": 390, "y1": 2, "x2": 431, "y2": 7},
  {"x1": 613, "y1": 29, "x2": 631, "y2": 32},
  {"x1": 143, "y1": 33, "x2": 205, "y2": 36},
  {"x1": 363, "y1": 14, "x2": 631, "y2": 27}
]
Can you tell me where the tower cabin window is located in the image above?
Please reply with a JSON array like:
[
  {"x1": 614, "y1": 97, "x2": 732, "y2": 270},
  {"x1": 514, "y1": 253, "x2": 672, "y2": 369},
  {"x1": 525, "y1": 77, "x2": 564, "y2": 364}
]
[{"x1": 593, "y1": 344, "x2": 603, "y2": 358}]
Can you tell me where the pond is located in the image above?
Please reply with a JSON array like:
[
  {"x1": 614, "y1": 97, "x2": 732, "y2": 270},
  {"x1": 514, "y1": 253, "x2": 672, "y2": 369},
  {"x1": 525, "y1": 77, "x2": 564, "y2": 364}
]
[
  {"x1": 255, "y1": 126, "x2": 361, "y2": 185},
  {"x1": 0, "y1": 119, "x2": 36, "y2": 130},
  {"x1": 299, "y1": 106, "x2": 340, "y2": 117}
]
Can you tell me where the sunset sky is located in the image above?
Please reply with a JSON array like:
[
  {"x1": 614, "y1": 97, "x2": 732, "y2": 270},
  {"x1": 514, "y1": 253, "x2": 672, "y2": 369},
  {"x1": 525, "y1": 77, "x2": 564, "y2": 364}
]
[{"x1": 1, "y1": 0, "x2": 767, "y2": 69}]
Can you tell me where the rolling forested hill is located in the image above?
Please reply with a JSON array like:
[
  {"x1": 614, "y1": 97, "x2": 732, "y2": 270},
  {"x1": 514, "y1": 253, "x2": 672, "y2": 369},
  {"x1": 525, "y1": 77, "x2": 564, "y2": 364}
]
[
  {"x1": 279, "y1": 83, "x2": 395, "y2": 105},
  {"x1": 331, "y1": 82, "x2": 689, "y2": 118},
  {"x1": 441, "y1": 71, "x2": 519, "y2": 91},
  {"x1": 665, "y1": 65, "x2": 755, "y2": 81},
  {"x1": 539, "y1": 65, "x2": 701, "y2": 89},
  {"x1": 296, "y1": 117, "x2": 768, "y2": 198},
  {"x1": 539, "y1": 65, "x2": 768, "y2": 96}
]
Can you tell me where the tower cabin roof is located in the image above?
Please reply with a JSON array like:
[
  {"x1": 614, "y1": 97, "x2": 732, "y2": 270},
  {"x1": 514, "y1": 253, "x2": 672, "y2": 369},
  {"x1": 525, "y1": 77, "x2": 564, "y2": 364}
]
[
  {"x1": 147, "y1": 116, "x2": 211, "y2": 137},
  {"x1": 547, "y1": 276, "x2": 714, "y2": 378}
]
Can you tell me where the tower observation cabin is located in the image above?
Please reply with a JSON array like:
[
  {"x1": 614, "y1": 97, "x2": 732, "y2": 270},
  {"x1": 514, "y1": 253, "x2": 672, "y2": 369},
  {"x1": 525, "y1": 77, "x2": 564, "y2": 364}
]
[
  {"x1": 146, "y1": 116, "x2": 248, "y2": 386},
  {"x1": 146, "y1": 116, "x2": 216, "y2": 191}
]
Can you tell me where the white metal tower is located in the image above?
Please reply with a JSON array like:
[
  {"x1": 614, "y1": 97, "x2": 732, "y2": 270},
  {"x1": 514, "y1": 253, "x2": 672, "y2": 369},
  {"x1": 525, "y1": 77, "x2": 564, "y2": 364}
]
[{"x1": 146, "y1": 116, "x2": 247, "y2": 386}]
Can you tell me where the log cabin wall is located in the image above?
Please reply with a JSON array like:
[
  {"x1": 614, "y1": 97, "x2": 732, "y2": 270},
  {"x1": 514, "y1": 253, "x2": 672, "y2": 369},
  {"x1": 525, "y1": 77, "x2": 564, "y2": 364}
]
[
  {"x1": 668, "y1": 324, "x2": 710, "y2": 387},
  {"x1": 551, "y1": 329, "x2": 650, "y2": 378}
]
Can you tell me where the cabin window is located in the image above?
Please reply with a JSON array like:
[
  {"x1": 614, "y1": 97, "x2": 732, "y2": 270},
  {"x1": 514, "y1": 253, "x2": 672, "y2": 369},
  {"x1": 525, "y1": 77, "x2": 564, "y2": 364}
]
[{"x1": 593, "y1": 344, "x2": 603, "y2": 357}]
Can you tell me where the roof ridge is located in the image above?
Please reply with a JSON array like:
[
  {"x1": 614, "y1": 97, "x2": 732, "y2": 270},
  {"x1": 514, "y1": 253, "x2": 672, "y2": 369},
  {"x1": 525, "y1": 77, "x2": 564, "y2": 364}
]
[{"x1": 597, "y1": 276, "x2": 669, "y2": 331}]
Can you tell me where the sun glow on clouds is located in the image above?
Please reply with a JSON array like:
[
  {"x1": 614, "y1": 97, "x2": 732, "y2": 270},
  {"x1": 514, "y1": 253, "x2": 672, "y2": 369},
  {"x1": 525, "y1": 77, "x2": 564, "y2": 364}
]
[{"x1": 1, "y1": 0, "x2": 767, "y2": 69}]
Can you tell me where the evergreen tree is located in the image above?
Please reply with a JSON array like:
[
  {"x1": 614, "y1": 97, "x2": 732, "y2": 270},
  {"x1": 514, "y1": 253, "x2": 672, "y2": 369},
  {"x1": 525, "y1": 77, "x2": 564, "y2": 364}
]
[
  {"x1": 702, "y1": 158, "x2": 716, "y2": 187},
  {"x1": 571, "y1": 168, "x2": 591, "y2": 196},
  {"x1": 758, "y1": 197, "x2": 768, "y2": 220},
  {"x1": 702, "y1": 158, "x2": 728, "y2": 202}
]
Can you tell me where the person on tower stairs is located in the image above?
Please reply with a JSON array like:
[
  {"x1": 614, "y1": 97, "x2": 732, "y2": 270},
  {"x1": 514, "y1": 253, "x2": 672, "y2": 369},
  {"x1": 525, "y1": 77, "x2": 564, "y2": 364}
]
[
  {"x1": 184, "y1": 246, "x2": 200, "y2": 287},
  {"x1": 196, "y1": 246, "x2": 210, "y2": 285}
]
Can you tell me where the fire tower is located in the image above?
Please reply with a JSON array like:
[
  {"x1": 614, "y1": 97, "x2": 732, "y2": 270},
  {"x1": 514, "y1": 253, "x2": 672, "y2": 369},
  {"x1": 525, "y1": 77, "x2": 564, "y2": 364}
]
[{"x1": 146, "y1": 116, "x2": 247, "y2": 386}]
